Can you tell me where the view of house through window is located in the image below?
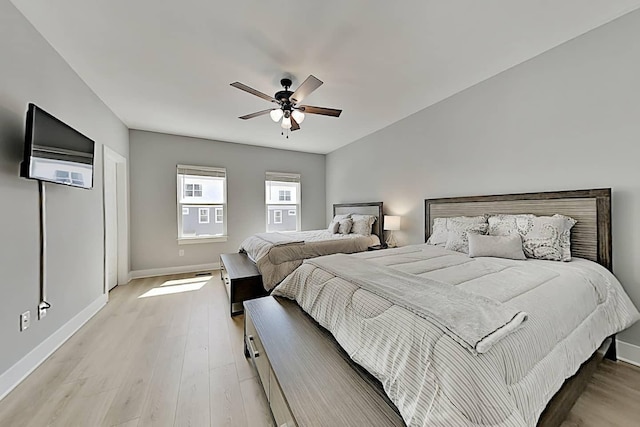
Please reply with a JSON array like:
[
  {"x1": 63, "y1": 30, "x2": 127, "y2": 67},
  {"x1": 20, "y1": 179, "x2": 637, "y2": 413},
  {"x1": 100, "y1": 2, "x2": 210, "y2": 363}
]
[
  {"x1": 177, "y1": 165, "x2": 227, "y2": 241},
  {"x1": 266, "y1": 172, "x2": 300, "y2": 232}
]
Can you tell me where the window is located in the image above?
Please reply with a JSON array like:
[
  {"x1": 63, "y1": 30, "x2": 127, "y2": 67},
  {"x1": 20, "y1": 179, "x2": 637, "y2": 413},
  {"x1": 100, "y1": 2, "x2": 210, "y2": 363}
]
[
  {"x1": 54, "y1": 170, "x2": 85, "y2": 186},
  {"x1": 199, "y1": 208, "x2": 210, "y2": 223},
  {"x1": 177, "y1": 165, "x2": 227, "y2": 243},
  {"x1": 265, "y1": 172, "x2": 300, "y2": 232},
  {"x1": 279, "y1": 190, "x2": 291, "y2": 201},
  {"x1": 185, "y1": 183, "x2": 202, "y2": 197}
]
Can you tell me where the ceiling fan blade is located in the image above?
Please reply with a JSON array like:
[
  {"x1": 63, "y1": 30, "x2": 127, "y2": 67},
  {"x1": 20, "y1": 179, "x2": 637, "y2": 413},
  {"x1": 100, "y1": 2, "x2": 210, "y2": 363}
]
[
  {"x1": 239, "y1": 109, "x2": 273, "y2": 120},
  {"x1": 290, "y1": 115, "x2": 301, "y2": 131},
  {"x1": 290, "y1": 75, "x2": 323, "y2": 104},
  {"x1": 230, "y1": 82, "x2": 277, "y2": 103},
  {"x1": 299, "y1": 105, "x2": 342, "y2": 117}
]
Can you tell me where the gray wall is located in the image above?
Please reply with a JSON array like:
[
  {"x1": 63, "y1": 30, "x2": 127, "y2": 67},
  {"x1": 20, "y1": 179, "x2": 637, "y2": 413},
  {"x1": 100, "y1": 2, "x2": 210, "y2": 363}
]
[
  {"x1": 0, "y1": 0, "x2": 128, "y2": 375},
  {"x1": 129, "y1": 130, "x2": 325, "y2": 271},
  {"x1": 326, "y1": 10, "x2": 640, "y2": 346}
]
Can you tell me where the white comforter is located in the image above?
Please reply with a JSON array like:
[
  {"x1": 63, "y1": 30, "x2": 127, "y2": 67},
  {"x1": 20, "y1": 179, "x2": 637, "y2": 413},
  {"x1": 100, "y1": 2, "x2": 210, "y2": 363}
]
[
  {"x1": 272, "y1": 244, "x2": 639, "y2": 426},
  {"x1": 239, "y1": 230, "x2": 380, "y2": 291}
]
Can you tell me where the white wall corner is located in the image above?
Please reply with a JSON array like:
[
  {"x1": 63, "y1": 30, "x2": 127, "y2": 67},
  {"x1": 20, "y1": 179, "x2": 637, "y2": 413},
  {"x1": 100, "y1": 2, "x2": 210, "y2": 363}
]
[
  {"x1": 617, "y1": 339, "x2": 640, "y2": 367},
  {"x1": 129, "y1": 262, "x2": 221, "y2": 280},
  {"x1": 0, "y1": 294, "x2": 107, "y2": 401}
]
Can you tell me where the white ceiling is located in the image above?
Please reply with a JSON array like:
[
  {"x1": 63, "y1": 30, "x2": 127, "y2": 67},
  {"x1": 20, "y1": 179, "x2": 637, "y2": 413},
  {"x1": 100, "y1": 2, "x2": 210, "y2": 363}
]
[{"x1": 11, "y1": 0, "x2": 640, "y2": 154}]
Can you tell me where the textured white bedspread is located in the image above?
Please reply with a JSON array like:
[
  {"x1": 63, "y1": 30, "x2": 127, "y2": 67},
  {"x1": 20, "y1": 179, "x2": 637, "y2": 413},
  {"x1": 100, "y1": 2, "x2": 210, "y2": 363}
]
[
  {"x1": 239, "y1": 230, "x2": 379, "y2": 291},
  {"x1": 272, "y1": 244, "x2": 639, "y2": 426}
]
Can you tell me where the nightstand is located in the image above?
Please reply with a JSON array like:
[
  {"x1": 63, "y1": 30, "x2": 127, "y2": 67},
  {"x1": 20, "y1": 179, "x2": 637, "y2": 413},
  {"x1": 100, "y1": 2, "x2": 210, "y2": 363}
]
[{"x1": 367, "y1": 244, "x2": 388, "y2": 251}]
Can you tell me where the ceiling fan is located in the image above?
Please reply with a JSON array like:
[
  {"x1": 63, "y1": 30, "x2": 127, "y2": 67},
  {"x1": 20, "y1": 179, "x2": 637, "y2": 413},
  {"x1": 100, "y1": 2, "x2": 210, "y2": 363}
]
[{"x1": 230, "y1": 75, "x2": 342, "y2": 135}]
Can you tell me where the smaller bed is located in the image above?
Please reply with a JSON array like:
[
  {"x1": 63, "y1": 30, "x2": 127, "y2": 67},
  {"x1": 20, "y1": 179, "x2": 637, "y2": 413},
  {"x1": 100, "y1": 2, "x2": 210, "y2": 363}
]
[{"x1": 240, "y1": 202, "x2": 383, "y2": 290}]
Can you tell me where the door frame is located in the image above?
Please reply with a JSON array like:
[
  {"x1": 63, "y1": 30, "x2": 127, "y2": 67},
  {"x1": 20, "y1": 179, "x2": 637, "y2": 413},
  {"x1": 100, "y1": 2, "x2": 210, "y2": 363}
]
[{"x1": 103, "y1": 146, "x2": 129, "y2": 298}]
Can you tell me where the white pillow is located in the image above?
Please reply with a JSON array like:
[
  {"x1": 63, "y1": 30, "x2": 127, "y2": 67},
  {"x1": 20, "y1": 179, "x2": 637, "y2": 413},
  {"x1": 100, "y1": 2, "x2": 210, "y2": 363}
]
[
  {"x1": 327, "y1": 221, "x2": 339, "y2": 234},
  {"x1": 351, "y1": 214, "x2": 377, "y2": 236},
  {"x1": 468, "y1": 234, "x2": 526, "y2": 260},
  {"x1": 488, "y1": 214, "x2": 576, "y2": 261},
  {"x1": 338, "y1": 218, "x2": 353, "y2": 234},
  {"x1": 332, "y1": 214, "x2": 351, "y2": 223},
  {"x1": 427, "y1": 216, "x2": 488, "y2": 247}
]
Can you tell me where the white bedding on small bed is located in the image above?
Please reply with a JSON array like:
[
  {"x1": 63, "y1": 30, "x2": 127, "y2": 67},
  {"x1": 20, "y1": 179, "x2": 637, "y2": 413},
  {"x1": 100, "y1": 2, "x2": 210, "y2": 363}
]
[
  {"x1": 272, "y1": 244, "x2": 639, "y2": 426},
  {"x1": 239, "y1": 229, "x2": 380, "y2": 290}
]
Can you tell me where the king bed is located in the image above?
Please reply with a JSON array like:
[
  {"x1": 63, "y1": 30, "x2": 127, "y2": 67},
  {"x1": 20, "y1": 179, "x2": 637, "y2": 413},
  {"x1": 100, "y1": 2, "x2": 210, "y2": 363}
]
[
  {"x1": 239, "y1": 201, "x2": 383, "y2": 290},
  {"x1": 244, "y1": 189, "x2": 639, "y2": 426}
]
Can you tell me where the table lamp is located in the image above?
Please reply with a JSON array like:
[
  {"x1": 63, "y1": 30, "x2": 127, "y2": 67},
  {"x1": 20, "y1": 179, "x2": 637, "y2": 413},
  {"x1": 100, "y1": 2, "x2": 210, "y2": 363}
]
[{"x1": 384, "y1": 215, "x2": 401, "y2": 248}]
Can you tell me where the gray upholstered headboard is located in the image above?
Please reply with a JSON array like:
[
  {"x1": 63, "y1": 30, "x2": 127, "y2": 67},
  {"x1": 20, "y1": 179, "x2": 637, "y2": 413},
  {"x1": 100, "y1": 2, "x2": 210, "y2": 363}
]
[
  {"x1": 333, "y1": 202, "x2": 384, "y2": 238},
  {"x1": 424, "y1": 189, "x2": 612, "y2": 271}
]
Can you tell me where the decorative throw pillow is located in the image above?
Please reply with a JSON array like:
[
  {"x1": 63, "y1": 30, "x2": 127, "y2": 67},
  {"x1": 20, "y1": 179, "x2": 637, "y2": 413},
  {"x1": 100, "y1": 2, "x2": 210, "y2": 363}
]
[
  {"x1": 427, "y1": 218, "x2": 449, "y2": 246},
  {"x1": 427, "y1": 216, "x2": 488, "y2": 246},
  {"x1": 338, "y1": 218, "x2": 353, "y2": 234},
  {"x1": 552, "y1": 214, "x2": 577, "y2": 262},
  {"x1": 444, "y1": 221, "x2": 489, "y2": 254},
  {"x1": 327, "y1": 221, "x2": 339, "y2": 234},
  {"x1": 351, "y1": 214, "x2": 377, "y2": 236},
  {"x1": 468, "y1": 234, "x2": 526, "y2": 260},
  {"x1": 332, "y1": 214, "x2": 351, "y2": 223},
  {"x1": 488, "y1": 214, "x2": 576, "y2": 261}
]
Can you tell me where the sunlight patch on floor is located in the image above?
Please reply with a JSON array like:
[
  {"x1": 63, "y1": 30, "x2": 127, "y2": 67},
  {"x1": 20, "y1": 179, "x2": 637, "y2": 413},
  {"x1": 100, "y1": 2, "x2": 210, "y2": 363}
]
[{"x1": 138, "y1": 277, "x2": 209, "y2": 298}]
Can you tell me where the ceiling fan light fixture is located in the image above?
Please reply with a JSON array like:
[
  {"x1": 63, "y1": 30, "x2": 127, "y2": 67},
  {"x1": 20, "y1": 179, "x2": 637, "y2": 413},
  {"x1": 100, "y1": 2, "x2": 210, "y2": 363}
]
[
  {"x1": 270, "y1": 108, "x2": 283, "y2": 122},
  {"x1": 281, "y1": 116, "x2": 292, "y2": 129},
  {"x1": 291, "y1": 110, "x2": 305, "y2": 124}
]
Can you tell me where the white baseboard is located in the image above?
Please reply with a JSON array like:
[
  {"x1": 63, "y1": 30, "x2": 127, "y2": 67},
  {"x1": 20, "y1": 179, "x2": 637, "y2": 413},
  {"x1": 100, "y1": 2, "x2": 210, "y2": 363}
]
[
  {"x1": 129, "y1": 262, "x2": 220, "y2": 280},
  {"x1": 617, "y1": 340, "x2": 640, "y2": 367},
  {"x1": 0, "y1": 294, "x2": 107, "y2": 401}
]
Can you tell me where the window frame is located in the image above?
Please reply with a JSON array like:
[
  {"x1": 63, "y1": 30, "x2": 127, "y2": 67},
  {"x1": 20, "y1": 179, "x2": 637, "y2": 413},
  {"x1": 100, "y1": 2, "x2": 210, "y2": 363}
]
[
  {"x1": 177, "y1": 165, "x2": 227, "y2": 244},
  {"x1": 214, "y1": 207, "x2": 223, "y2": 224},
  {"x1": 265, "y1": 172, "x2": 301, "y2": 232},
  {"x1": 274, "y1": 210, "x2": 283, "y2": 224},
  {"x1": 198, "y1": 207, "x2": 210, "y2": 224}
]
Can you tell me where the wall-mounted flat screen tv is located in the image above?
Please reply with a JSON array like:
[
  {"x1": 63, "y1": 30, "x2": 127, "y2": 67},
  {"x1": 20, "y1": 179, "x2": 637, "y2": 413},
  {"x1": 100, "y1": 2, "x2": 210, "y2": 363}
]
[{"x1": 20, "y1": 104, "x2": 95, "y2": 189}]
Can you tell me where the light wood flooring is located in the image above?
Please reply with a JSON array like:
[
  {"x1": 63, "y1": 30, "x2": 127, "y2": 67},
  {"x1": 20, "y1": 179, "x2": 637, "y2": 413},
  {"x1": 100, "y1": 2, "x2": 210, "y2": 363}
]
[{"x1": 0, "y1": 271, "x2": 639, "y2": 426}]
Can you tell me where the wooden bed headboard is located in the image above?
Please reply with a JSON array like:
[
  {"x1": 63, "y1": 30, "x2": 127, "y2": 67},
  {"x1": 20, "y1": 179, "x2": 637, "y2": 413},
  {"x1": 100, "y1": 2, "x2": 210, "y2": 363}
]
[
  {"x1": 424, "y1": 189, "x2": 612, "y2": 271},
  {"x1": 333, "y1": 202, "x2": 384, "y2": 238}
]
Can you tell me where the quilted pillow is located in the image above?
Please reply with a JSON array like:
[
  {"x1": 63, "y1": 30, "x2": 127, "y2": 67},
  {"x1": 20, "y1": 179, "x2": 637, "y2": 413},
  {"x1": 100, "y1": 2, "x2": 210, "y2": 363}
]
[
  {"x1": 444, "y1": 220, "x2": 489, "y2": 254},
  {"x1": 351, "y1": 214, "x2": 377, "y2": 236},
  {"x1": 488, "y1": 214, "x2": 576, "y2": 261},
  {"x1": 338, "y1": 218, "x2": 353, "y2": 234},
  {"x1": 427, "y1": 216, "x2": 488, "y2": 247}
]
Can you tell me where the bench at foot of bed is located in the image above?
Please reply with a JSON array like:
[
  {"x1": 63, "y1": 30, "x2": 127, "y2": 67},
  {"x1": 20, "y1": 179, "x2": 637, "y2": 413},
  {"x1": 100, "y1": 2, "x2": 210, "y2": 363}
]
[{"x1": 220, "y1": 252, "x2": 267, "y2": 316}]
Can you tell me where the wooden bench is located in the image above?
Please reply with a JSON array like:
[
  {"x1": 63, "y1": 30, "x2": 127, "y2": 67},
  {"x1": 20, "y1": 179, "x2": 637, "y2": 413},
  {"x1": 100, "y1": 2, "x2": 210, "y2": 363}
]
[
  {"x1": 220, "y1": 252, "x2": 267, "y2": 316},
  {"x1": 244, "y1": 296, "x2": 405, "y2": 427}
]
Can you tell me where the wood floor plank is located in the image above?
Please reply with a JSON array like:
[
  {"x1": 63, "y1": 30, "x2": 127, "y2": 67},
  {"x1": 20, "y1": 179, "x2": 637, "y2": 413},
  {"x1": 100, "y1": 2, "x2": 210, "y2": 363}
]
[
  {"x1": 210, "y1": 363, "x2": 248, "y2": 427},
  {"x1": 239, "y1": 377, "x2": 274, "y2": 427},
  {"x1": 137, "y1": 334, "x2": 188, "y2": 427}
]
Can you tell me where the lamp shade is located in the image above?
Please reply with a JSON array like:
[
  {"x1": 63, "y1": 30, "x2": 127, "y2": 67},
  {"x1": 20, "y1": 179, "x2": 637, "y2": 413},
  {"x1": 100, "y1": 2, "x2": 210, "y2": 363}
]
[
  {"x1": 384, "y1": 215, "x2": 401, "y2": 231},
  {"x1": 270, "y1": 109, "x2": 283, "y2": 122}
]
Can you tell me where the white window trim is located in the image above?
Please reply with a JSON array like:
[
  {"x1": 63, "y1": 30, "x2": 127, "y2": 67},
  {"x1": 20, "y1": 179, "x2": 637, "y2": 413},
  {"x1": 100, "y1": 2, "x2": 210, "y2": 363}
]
[
  {"x1": 288, "y1": 210, "x2": 296, "y2": 216},
  {"x1": 182, "y1": 207, "x2": 189, "y2": 215},
  {"x1": 274, "y1": 210, "x2": 283, "y2": 224},
  {"x1": 214, "y1": 207, "x2": 223, "y2": 224},
  {"x1": 177, "y1": 165, "x2": 227, "y2": 243}
]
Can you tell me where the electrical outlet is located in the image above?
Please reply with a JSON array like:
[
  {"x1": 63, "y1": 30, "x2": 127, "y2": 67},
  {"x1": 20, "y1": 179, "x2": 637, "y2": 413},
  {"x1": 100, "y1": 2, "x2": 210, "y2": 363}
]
[
  {"x1": 20, "y1": 311, "x2": 30, "y2": 331},
  {"x1": 179, "y1": 249, "x2": 185, "y2": 257}
]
